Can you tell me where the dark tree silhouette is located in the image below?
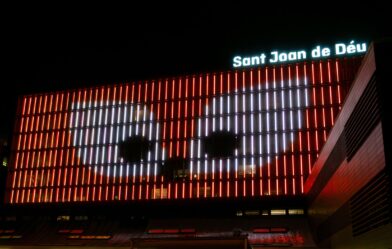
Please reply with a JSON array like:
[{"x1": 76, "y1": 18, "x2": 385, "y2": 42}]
[
  {"x1": 118, "y1": 135, "x2": 151, "y2": 163},
  {"x1": 161, "y1": 157, "x2": 188, "y2": 181},
  {"x1": 203, "y1": 131, "x2": 239, "y2": 158}
]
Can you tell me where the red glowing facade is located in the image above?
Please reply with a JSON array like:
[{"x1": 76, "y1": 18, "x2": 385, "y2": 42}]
[{"x1": 6, "y1": 58, "x2": 363, "y2": 203}]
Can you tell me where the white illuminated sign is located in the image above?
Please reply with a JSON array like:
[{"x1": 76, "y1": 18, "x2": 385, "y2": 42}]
[{"x1": 233, "y1": 40, "x2": 367, "y2": 68}]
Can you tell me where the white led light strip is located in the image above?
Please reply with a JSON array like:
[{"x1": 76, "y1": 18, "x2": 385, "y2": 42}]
[
  {"x1": 193, "y1": 78, "x2": 308, "y2": 177},
  {"x1": 72, "y1": 101, "x2": 157, "y2": 178},
  {"x1": 71, "y1": 78, "x2": 308, "y2": 181}
]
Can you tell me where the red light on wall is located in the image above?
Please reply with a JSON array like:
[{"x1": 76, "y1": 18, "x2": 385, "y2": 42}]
[
  {"x1": 270, "y1": 228, "x2": 288, "y2": 233},
  {"x1": 148, "y1": 229, "x2": 183, "y2": 234},
  {"x1": 163, "y1": 229, "x2": 179, "y2": 234},
  {"x1": 253, "y1": 228, "x2": 270, "y2": 233},
  {"x1": 180, "y1": 228, "x2": 196, "y2": 234},
  {"x1": 6, "y1": 57, "x2": 363, "y2": 204}
]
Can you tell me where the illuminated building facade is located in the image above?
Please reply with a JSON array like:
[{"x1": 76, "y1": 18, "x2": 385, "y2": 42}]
[{"x1": 6, "y1": 58, "x2": 363, "y2": 204}]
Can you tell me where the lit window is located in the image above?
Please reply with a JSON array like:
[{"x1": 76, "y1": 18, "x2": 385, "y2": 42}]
[
  {"x1": 57, "y1": 215, "x2": 70, "y2": 221},
  {"x1": 244, "y1": 210, "x2": 260, "y2": 216},
  {"x1": 152, "y1": 188, "x2": 168, "y2": 199},
  {"x1": 288, "y1": 209, "x2": 304, "y2": 215},
  {"x1": 95, "y1": 235, "x2": 111, "y2": 239},
  {"x1": 270, "y1": 209, "x2": 286, "y2": 215},
  {"x1": 75, "y1": 215, "x2": 88, "y2": 221},
  {"x1": 238, "y1": 164, "x2": 256, "y2": 176},
  {"x1": 174, "y1": 169, "x2": 189, "y2": 178},
  {"x1": 199, "y1": 187, "x2": 211, "y2": 197}
]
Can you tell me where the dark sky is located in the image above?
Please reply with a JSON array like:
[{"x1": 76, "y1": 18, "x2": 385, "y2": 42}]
[{"x1": 1, "y1": 3, "x2": 391, "y2": 142}]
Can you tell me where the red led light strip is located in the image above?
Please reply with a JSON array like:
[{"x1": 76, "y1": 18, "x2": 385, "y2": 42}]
[{"x1": 9, "y1": 58, "x2": 359, "y2": 204}]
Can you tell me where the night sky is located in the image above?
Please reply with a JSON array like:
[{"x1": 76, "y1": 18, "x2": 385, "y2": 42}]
[{"x1": 1, "y1": 4, "x2": 390, "y2": 143}]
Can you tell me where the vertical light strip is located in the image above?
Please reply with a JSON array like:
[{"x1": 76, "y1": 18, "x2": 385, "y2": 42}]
[
  {"x1": 125, "y1": 87, "x2": 129, "y2": 196},
  {"x1": 15, "y1": 96, "x2": 27, "y2": 200},
  {"x1": 84, "y1": 91, "x2": 91, "y2": 166},
  {"x1": 116, "y1": 86, "x2": 123, "y2": 188},
  {"x1": 145, "y1": 82, "x2": 152, "y2": 200},
  {"x1": 148, "y1": 81, "x2": 155, "y2": 198},
  {"x1": 142, "y1": 82, "x2": 148, "y2": 138},
  {"x1": 154, "y1": 122, "x2": 159, "y2": 197},
  {"x1": 135, "y1": 84, "x2": 142, "y2": 200},
  {"x1": 126, "y1": 84, "x2": 134, "y2": 199},
  {"x1": 163, "y1": 79, "x2": 169, "y2": 198},
  {"x1": 234, "y1": 71, "x2": 238, "y2": 197},
  {"x1": 141, "y1": 107, "x2": 147, "y2": 198},
  {"x1": 319, "y1": 62, "x2": 327, "y2": 141},
  {"x1": 21, "y1": 99, "x2": 29, "y2": 202},
  {"x1": 21, "y1": 96, "x2": 27, "y2": 115},
  {"x1": 327, "y1": 61, "x2": 334, "y2": 126},
  {"x1": 177, "y1": 79, "x2": 181, "y2": 158},
  {"x1": 78, "y1": 91, "x2": 87, "y2": 201},
  {"x1": 218, "y1": 74, "x2": 223, "y2": 197},
  {"x1": 89, "y1": 89, "x2": 97, "y2": 178},
  {"x1": 55, "y1": 94, "x2": 63, "y2": 201},
  {"x1": 169, "y1": 79, "x2": 175, "y2": 158},
  {"x1": 129, "y1": 85, "x2": 135, "y2": 137},
  {"x1": 94, "y1": 88, "x2": 102, "y2": 201},
  {"x1": 105, "y1": 88, "x2": 111, "y2": 201},
  {"x1": 51, "y1": 94, "x2": 59, "y2": 202},
  {"x1": 27, "y1": 97, "x2": 38, "y2": 202},
  {"x1": 184, "y1": 78, "x2": 189, "y2": 159},
  {"x1": 203, "y1": 75, "x2": 209, "y2": 199},
  {"x1": 257, "y1": 69, "x2": 263, "y2": 196},
  {"x1": 250, "y1": 70, "x2": 255, "y2": 196},
  {"x1": 189, "y1": 77, "x2": 195, "y2": 185},
  {"x1": 155, "y1": 81, "x2": 161, "y2": 188},
  {"x1": 335, "y1": 60, "x2": 342, "y2": 107},
  {"x1": 101, "y1": 87, "x2": 111, "y2": 201},
  {"x1": 280, "y1": 67, "x2": 287, "y2": 195},
  {"x1": 111, "y1": 86, "x2": 118, "y2": 201},
  {"x1": 296, "y1": 65, "x2": 304, "y2": 193},
  {"x1": 212, "y1": 74, "x2": 217, "y2": 198},
  {"x1": 241, "y1": 71, "x2": 246, "y2": 197},
  {"x1": 304, "y1": 65, "x2": 311, "y2": 175},
  {"x1": 139, "y1": 84, "x2": 146, "y2": 200},
  {"x1": 219, "y1": 73, "x2": 223, "y2": 131},
  {"x1": 66, "y1": 92, "x2": 75, "y2": 202},
  {"x1": 288, "y1": 66, "x2": 295, "y2": 195},
  {"x1": 197, "y1": 75, "x2": 203, "y2": 198},
  {"x1": 118, "y1": 83, "x2": 129, "y2": 200},
  {"x1": 227, "y1": 73, "x2": 231, "y2": 131},
  {"x1": 88, "y1": 89, "x2": 96, "y2": 200},
  {"x1": 34, "y1": 95, "x2": 44, "y2": 203},
  {"x1": 265, "y1": 68, "x2": 271, "y2": 195},
  {"x1": 132, "y1": 164, "x2": 136, "y2": 200},
  {"x1": 218, "y1": 159, "x2": 222, "y2": 197},
  {"x1": 226, "y1": 72, "x2": 231, "y2": 196},
  {"x1": 273, "y1": 68, "x2": 279, "y2": 196},
  {"x1": 124, "y1": 85, "x2": 128, "y2": 141},
  {"x1": 73, "y1": 91, "x2": 82, "y2": 202},
  {"x1": 311, "y1": 63, "x2": 319, "y2": 155}
]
